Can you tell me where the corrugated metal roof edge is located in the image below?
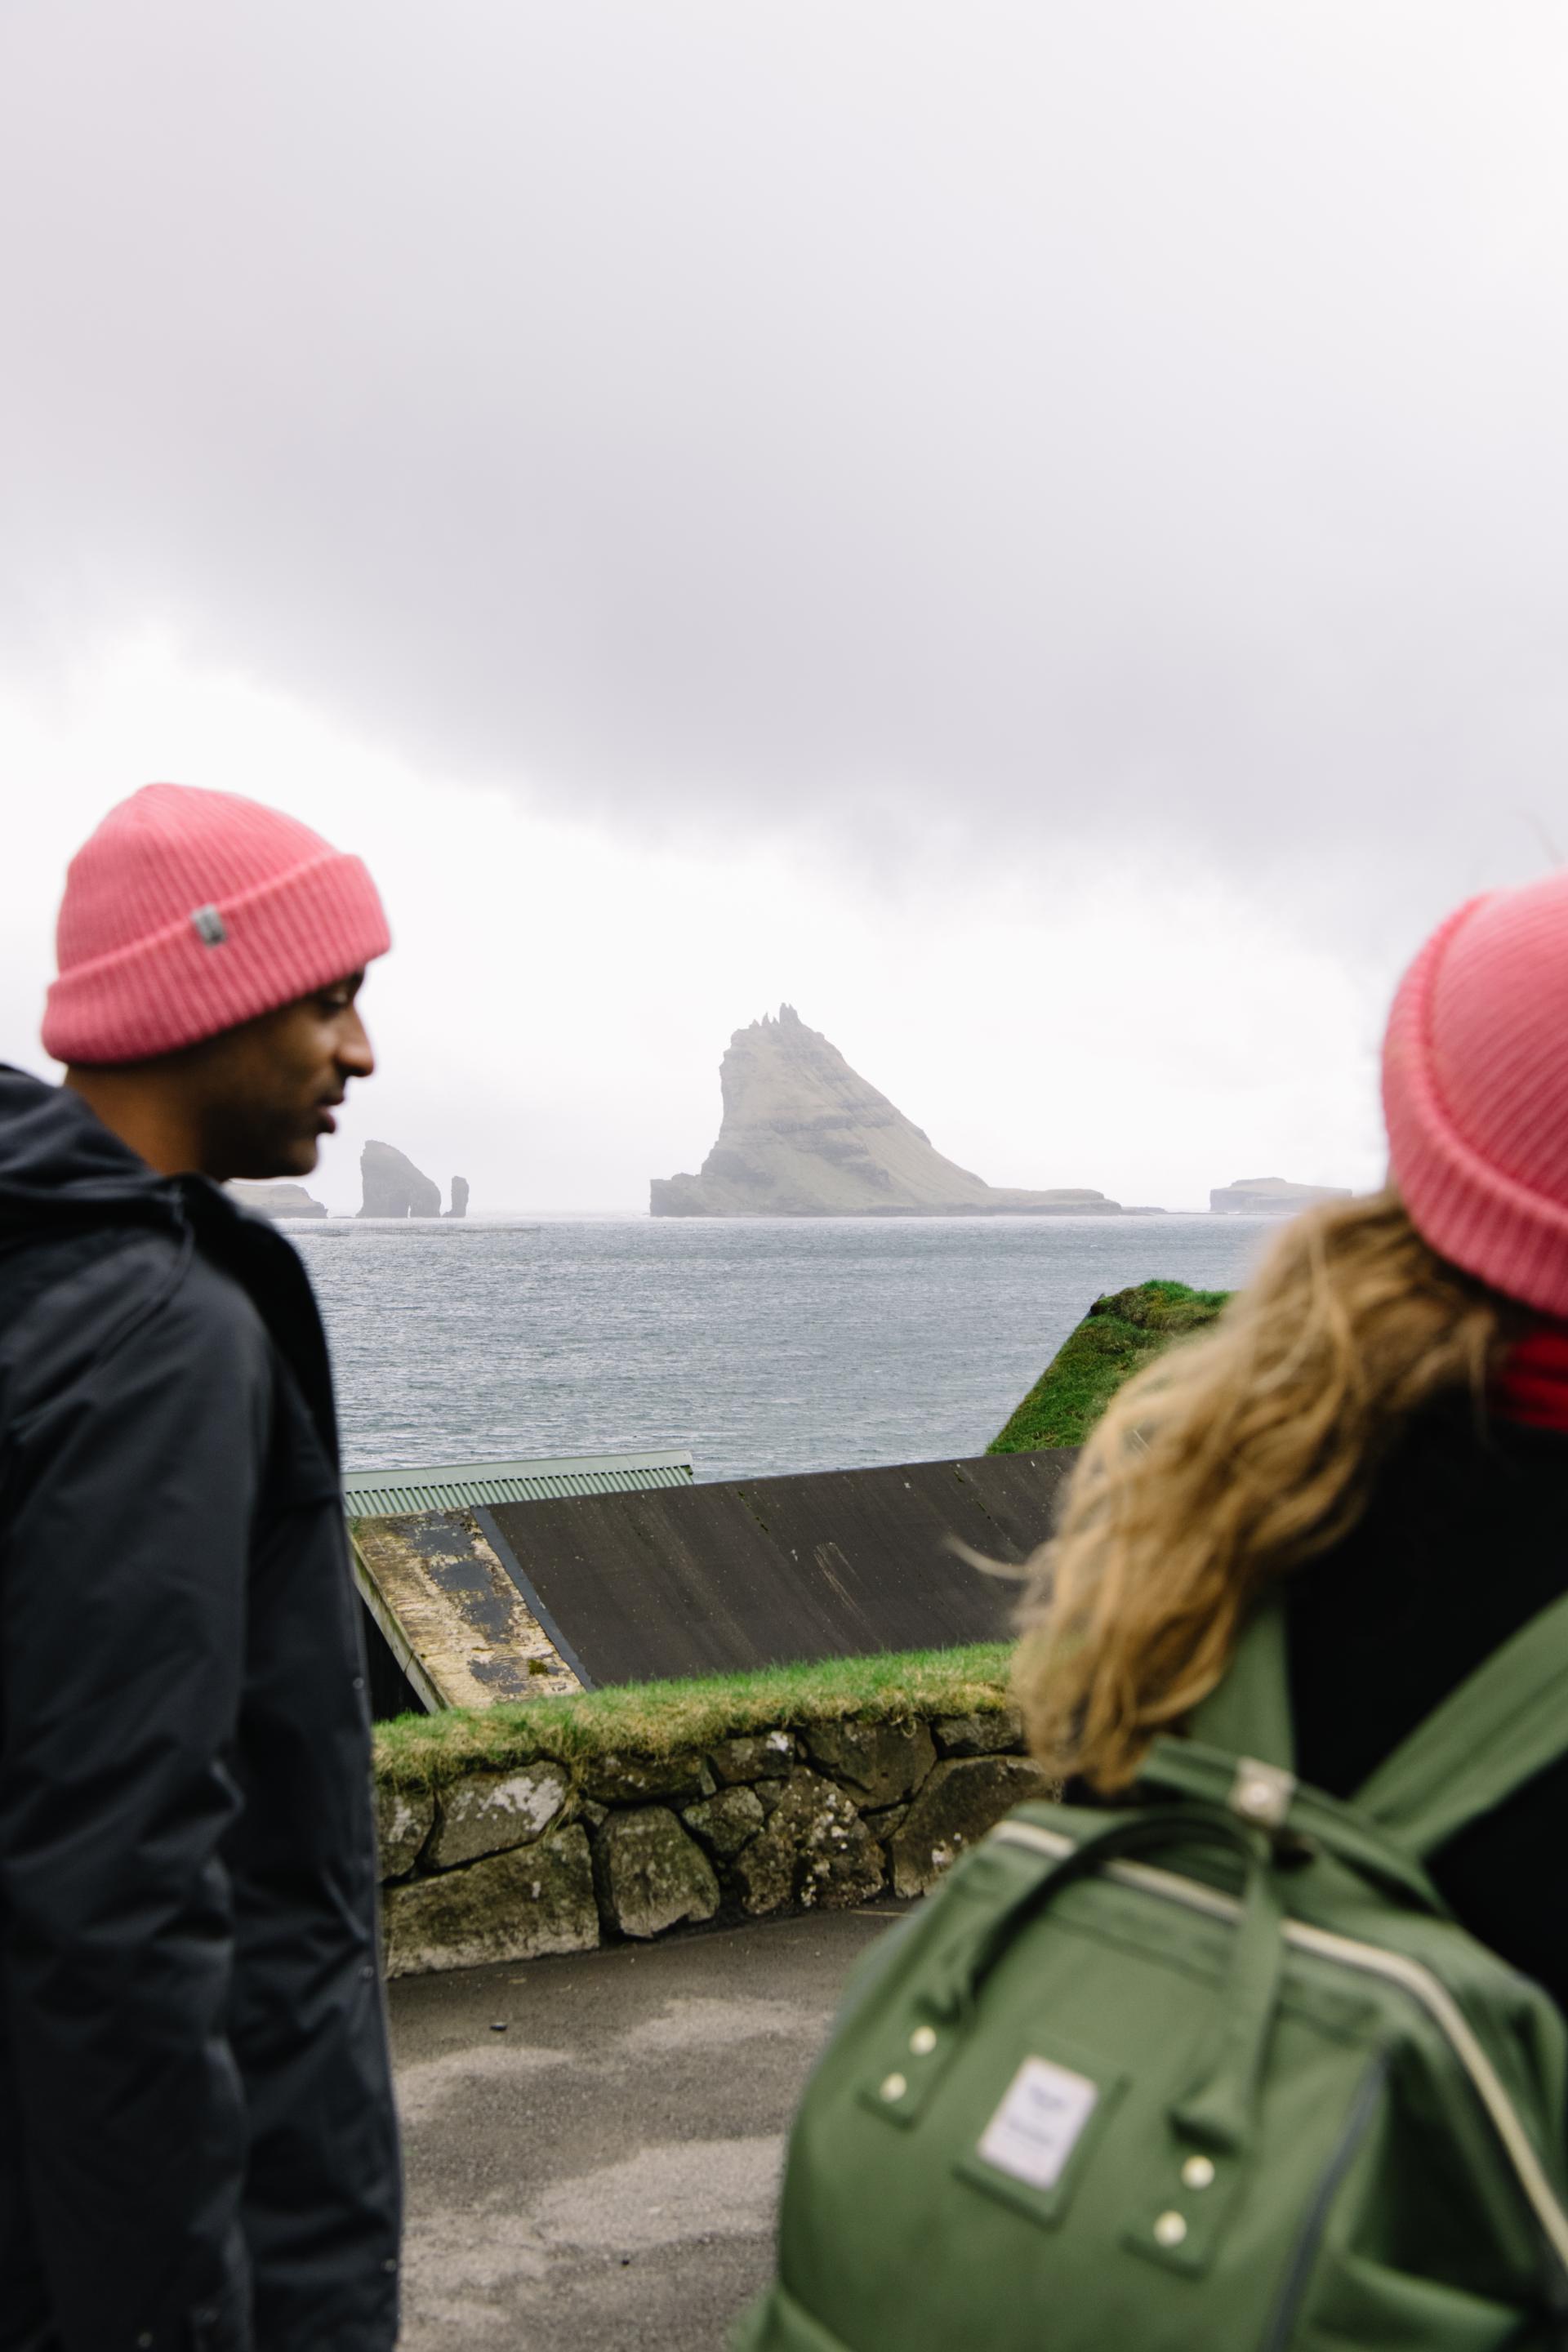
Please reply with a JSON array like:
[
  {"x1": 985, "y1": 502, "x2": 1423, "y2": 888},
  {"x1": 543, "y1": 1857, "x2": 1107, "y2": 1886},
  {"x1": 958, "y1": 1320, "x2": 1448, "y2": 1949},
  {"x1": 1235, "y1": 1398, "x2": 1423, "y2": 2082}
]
[{"x1": 343, "y1": 1448, "x2": 695, "y2": 1518}]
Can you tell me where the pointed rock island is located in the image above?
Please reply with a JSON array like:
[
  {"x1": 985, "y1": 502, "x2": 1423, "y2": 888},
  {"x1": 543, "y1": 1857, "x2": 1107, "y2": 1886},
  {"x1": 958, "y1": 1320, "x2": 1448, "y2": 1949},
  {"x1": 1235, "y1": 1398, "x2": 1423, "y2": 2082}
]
[
  {"x1": 359, "y1": 1141, "x2": 443, "y2": 1218},
  {"x1": 652, "y1": 1005, "x2": 1120, "y2": 1216}
]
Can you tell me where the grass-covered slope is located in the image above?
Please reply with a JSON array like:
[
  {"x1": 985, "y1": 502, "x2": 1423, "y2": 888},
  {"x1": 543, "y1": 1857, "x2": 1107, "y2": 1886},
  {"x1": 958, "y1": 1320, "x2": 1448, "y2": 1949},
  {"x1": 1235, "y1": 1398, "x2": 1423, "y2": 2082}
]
[
  {"x1": 374, "y1": 1642, "x2": 1013, "y2": 1792},
  {"x1": 989, "y1": 1279, "x2": 1230, "y2": 1452}
]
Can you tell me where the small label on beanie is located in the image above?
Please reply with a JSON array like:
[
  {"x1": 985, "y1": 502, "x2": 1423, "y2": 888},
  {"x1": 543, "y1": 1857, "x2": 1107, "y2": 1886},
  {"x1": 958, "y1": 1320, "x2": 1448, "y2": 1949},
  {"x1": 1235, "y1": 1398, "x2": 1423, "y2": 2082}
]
[
  {"x1": 190, "y1": 905, "x2": 228, "y2": 946},
  {"x1": 978, "y1": 2057, "x2": 1100, "y2": 2189}
]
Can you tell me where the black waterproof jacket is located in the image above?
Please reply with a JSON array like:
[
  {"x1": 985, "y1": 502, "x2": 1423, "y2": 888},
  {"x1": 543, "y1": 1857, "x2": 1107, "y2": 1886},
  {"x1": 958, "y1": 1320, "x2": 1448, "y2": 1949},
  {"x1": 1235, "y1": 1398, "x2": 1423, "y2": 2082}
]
[
  {"x1": 1288, "y1": 1395, "x2": 1568, "y2": 2013},
  {"x1": 0, "y1": 1068, "x2": 399, "y2": 2352}
]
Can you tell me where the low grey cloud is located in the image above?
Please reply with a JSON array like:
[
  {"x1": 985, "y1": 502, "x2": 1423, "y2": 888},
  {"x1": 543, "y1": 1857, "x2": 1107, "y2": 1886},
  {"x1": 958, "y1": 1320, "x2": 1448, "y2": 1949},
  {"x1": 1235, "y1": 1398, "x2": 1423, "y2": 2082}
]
[{"x1": 3, "y1": 1, "x2": 1566, "y2": 915}]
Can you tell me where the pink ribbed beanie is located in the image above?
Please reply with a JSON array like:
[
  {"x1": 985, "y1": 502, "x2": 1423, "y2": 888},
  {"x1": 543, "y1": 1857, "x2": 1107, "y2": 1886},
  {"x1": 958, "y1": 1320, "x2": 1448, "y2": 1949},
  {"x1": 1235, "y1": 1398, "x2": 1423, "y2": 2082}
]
[
  {"x1": 1383, "y1": 869, "x2": 1568, "y2": 1316},
  {"x1": 43, "y1": 783, "x2": 391, "y2": 1065}
]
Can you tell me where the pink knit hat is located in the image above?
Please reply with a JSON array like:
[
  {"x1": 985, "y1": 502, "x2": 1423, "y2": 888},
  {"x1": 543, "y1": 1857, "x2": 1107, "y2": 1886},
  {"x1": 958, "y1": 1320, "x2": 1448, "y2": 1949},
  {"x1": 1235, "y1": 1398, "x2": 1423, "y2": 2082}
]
[
  {"x1": 43, "y1": 783, "x2": 390, "y2": 1064},
  {"x1": 1383, "y1": 868, "x2": 1568, "y2": 1316}
]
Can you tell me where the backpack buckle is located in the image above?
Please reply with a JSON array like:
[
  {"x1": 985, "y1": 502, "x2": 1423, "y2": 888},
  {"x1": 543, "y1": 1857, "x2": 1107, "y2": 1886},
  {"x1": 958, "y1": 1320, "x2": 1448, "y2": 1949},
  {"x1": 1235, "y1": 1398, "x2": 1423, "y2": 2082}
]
[{"x1": 1228, "y1": 1757, "x2": 1296, "y2": 1830}]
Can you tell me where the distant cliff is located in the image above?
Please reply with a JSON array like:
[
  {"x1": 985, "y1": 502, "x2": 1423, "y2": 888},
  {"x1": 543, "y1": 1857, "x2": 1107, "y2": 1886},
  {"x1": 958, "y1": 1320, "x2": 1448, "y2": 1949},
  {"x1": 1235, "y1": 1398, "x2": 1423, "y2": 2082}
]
[
  {"x1": 228, "y1": 1180, "x2": 327, "y2": 1219},
  {"x1": 359, "y1": 1141, "x2": 442, "y2": 1218},
  {"x1": 652, "y1": 1005, "x2": 1120, "y2": 1217},
  {"x1": 1210, "y1": 1175, "x2": 1352, "y2": 1214}
]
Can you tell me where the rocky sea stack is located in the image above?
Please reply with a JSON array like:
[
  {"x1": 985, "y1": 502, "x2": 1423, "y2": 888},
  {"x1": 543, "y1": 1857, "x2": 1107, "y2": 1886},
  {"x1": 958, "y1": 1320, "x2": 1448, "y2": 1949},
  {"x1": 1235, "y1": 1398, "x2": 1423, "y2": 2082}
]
[
  {"x1": 652, "y1": 1005, "x2": 1119, "y2": 1217},
  {"x1": 359, "y1": 1141, "x2": 443, "y2": 1218}
]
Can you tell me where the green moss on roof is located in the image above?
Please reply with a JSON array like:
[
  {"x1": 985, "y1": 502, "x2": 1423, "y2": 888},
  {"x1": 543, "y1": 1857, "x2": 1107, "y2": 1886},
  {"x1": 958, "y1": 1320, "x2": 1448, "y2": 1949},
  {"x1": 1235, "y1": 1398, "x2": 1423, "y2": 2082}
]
[
  {"x1": 989, "y1": 1278, "x2": 1231, "y2": 1453},
  {"x1": 372, "y1": 1642, "x2": 1014, "y2": 1793}
]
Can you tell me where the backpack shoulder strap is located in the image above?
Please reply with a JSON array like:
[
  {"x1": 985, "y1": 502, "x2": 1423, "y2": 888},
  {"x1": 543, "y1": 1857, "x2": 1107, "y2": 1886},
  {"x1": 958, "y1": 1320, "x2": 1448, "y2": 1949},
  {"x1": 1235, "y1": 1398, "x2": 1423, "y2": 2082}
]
[
  {"x1": 1188, "y1": 1599, "x2": 1295, "y2": 1772},
  {"x1": 1353, "y1": 1586, "x2": 1568, "y2": 1859}
]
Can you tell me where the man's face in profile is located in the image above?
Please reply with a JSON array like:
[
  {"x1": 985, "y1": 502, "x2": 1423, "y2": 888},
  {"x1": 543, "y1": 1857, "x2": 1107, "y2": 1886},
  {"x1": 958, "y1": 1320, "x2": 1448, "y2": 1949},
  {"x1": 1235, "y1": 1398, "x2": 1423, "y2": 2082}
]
[{"x1": 183, "y1": 971, "x2": 375, "y2": 1179}]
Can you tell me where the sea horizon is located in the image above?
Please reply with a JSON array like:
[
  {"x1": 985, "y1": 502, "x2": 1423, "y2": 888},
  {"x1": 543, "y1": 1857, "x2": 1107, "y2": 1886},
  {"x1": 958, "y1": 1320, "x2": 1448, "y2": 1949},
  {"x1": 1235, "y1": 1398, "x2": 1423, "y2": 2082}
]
[{"x1": 295, "y1": 1211, "x2": 1281, "y2": 1486}]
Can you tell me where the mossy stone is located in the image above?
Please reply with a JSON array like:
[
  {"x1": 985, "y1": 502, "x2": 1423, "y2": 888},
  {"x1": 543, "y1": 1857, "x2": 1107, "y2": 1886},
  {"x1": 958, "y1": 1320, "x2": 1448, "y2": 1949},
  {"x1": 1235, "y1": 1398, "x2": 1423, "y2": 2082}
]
[
  {"x1": 580, "y1": 1751, "x2": 711, "y2": 1804},
  {"x1": 382, "y1": 1825, "x2": 598, "y2": 1976},
  {"x1": 683, "y1": 1784, "x2": 766, "y2": 1859},
  {"x1": 594, "y1": 1807, "x2": 720, "y2": 1939},
  {"x1": 732, "y1": 1771, "x2": 884, "y2": 1916},
  {"x1": 376, "y1": 1782, "x2": 434, "y2": 1880},
  {"x1": 890, "y1": 1757, "x2": 1054, "y2": 1898},
  {"x1": 801, "y1": 1718, "x2": 935, "y2": 1808},
  {"x1": 425, "y1": 1762, "x2": 569, "y2": 1869},
  {"x1": 932, "y1": 1707, "x2": 1025, "y2": 1757},
  {"x1": 707, "y1": 1731, "x2": 796, "y2": 1784}
]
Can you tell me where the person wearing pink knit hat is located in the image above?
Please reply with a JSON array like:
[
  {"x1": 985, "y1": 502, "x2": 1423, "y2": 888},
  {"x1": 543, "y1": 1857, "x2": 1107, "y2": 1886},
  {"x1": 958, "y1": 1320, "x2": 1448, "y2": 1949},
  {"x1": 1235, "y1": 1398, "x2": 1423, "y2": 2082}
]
[
  {"x1": 1006, "y1": 860, "x2": 1568, "y2": 1976},
  {"x1": 46, "y1": 777, "x2": 392, "y2": 1177},
  {"x1": 756, "y1": 879, "x2": 1568, "y2": 2340},
  {"x1": 0, "y1": 784, "x2": 400, "y2": 2351}
]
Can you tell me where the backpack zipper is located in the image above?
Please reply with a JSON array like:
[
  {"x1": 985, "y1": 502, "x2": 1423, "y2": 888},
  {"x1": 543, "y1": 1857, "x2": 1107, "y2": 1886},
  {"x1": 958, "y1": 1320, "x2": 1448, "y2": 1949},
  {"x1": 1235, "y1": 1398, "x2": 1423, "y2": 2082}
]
[
  {"x1": 992, "y1": 1819, "x2": 1568, "y2": 2276},
  {"x1": 1255, "y1": 2051, "x2": 1388, "y2": 2352}
]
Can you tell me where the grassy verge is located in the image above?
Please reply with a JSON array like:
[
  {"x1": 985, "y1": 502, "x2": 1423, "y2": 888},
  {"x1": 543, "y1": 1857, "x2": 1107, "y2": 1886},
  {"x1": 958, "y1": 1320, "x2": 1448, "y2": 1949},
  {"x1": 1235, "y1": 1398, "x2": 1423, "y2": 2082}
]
[
  {"x1": 374, "y1": 1642, "x2": 1015, "y2": 1793},
  {"x1": 989, "y1": 1278, "x2": 1230, "y2": 1451}
]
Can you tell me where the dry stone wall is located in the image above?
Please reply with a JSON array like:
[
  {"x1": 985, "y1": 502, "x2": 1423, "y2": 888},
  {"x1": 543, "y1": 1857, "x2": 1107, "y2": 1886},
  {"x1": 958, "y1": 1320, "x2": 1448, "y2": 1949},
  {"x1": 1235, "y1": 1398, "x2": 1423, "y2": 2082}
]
[{"x1": 377, "y1": 1706, "x2": 1049, "y2": 1976}]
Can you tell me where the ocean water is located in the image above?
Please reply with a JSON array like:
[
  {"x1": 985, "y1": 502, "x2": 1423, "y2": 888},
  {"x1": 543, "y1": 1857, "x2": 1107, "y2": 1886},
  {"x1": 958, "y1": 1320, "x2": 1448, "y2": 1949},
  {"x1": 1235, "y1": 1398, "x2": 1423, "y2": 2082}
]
[{"x1": 294, "y1": 1214, "x2": 1278, "y2": 1486}]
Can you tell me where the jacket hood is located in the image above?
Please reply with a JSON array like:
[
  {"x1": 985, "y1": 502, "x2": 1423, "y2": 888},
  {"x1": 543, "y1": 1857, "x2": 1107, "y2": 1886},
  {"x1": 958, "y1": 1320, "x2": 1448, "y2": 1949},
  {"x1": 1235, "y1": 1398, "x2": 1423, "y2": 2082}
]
[
  {"x1": 0, "y1": 1063, "x2": 191, "y2": 1233},
  {"x1": 0, "y1": 1066, "x2": 339, "y2": 1459}
]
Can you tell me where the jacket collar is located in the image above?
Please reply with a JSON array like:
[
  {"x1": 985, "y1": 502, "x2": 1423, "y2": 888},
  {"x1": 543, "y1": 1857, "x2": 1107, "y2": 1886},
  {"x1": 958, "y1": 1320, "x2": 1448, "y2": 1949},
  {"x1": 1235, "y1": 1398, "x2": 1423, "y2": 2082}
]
[
  {"x1": 1495, "y1": 1323, "x2": 1568, "y2": 1435},
  {"x1": 0, "y1": 1063, "x2": 341, "y2": 1467}
]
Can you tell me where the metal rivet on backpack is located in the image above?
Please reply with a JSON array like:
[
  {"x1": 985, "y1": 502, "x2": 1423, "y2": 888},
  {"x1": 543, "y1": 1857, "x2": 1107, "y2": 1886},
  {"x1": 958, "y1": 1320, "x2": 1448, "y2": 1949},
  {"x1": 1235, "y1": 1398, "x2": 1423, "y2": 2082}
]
[
  {"x1": 909, "y1": 2025, "x2": 938, "y2": 2056},
  {"x1": 880, "y1": 2072, "x2": 907, "y2": 2102},
  {"x1": 1181, "y1": 2155, "x2": 1215, "y2": 2190},
  {"x1": 1153, "y1": 2211, "x2": 1187, "y2": 2247},
  {"x1": 1229, "y1": 1757, "x2": 1296, "y2": 1828}
]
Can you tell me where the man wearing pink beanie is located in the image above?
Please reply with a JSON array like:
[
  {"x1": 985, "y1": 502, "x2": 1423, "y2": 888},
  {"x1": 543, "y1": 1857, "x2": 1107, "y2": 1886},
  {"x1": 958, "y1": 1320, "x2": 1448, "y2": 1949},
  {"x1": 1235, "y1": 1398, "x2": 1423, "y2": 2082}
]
[{"x1": 0, "y1": 785, "x2": 400, "y2": 2351}]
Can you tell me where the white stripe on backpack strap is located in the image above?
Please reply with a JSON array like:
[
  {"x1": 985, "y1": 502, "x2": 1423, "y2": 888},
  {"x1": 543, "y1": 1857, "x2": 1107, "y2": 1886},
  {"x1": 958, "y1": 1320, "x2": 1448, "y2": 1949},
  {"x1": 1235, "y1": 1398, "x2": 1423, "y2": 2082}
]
[{"x1": 992, "y1": 1820, "x2": 1568, "y2": 2276}]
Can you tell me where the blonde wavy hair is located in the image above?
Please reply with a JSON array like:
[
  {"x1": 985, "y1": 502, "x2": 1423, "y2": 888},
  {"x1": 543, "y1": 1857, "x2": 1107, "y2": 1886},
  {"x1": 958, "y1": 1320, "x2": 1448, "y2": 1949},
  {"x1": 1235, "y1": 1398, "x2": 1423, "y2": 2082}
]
[{"x1": 1013, "y1": 1189, "x2": 1526, "y2": 1793}]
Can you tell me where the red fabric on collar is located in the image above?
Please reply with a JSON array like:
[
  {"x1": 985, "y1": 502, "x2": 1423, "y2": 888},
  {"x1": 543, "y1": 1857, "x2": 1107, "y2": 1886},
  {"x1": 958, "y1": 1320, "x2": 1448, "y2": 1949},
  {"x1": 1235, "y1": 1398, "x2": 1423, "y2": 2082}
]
[{"x1": 1495, "y1": 1323, "x2": 1568, "y2": 1432}]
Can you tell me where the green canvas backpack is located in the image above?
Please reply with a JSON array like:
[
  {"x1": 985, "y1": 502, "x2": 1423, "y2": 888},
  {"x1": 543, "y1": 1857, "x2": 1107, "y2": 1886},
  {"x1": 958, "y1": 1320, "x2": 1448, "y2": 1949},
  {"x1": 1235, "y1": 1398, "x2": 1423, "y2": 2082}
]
[{"x1": 739, "y1": 1597, "x2": 1568, "y2": 2350}]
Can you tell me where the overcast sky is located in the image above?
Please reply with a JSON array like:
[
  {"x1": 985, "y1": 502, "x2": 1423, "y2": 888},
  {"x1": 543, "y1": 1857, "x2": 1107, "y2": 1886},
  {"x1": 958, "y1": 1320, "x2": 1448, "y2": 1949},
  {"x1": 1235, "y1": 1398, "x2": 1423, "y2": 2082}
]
[{"x1": 4, "y1": 2, "x2": 1566, "y2": 1210}]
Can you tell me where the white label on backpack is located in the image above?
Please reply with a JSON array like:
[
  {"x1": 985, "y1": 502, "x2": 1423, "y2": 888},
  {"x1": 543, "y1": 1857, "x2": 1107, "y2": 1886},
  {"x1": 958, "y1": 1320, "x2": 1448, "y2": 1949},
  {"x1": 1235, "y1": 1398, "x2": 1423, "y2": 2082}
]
[{"x1": 977, "y1": 2057, "x2": 1100, "y2": 2191}]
